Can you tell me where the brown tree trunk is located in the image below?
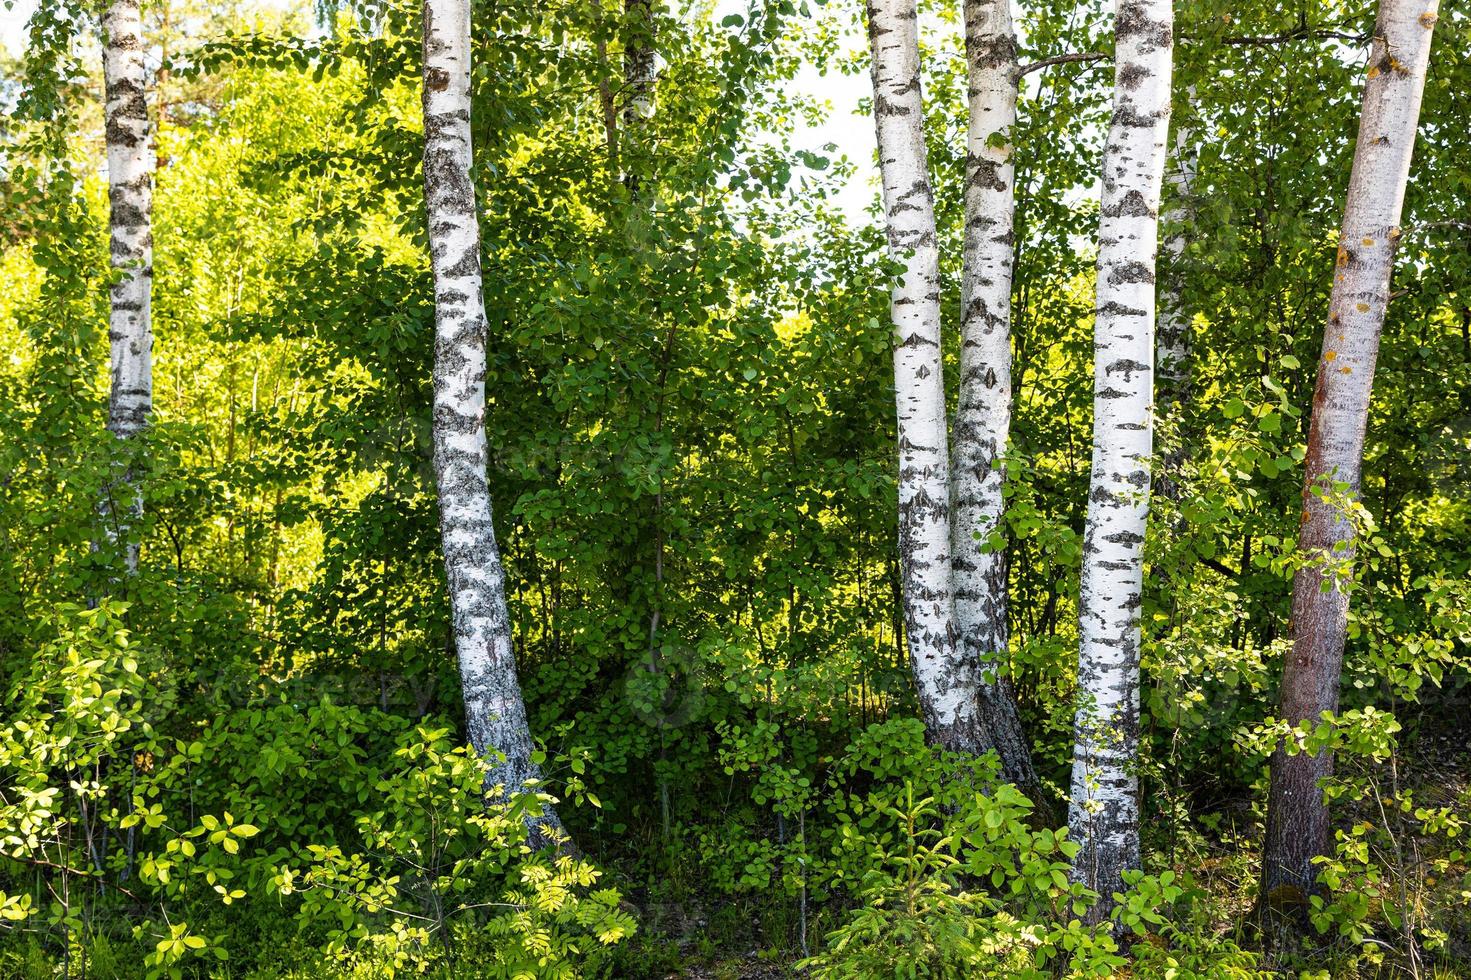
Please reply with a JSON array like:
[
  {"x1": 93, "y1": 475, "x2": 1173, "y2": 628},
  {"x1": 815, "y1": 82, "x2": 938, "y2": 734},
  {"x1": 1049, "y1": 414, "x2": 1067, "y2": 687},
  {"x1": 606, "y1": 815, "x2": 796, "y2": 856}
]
[{"x1": 1261, "y1": 0, "x2": 1438, "y2": 910}]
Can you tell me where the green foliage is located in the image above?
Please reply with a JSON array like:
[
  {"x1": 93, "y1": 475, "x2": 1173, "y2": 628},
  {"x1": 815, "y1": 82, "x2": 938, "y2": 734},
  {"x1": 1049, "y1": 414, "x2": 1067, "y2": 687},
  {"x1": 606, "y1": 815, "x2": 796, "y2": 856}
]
[
  {"x1": 801, "y1": 787, "x2": 1047, "y2": 978},
  {"x1": 2, "y1": 0, "x2": 1470, "y2": 976},
  {"x1": 0, "y1": 610, "x2": 631, "y2": 979},
  {"x1": 801, "y1": 749, "x2": 1263, "y2": 978},
  {"x1": 278, "y1": 728, "x2": 633, "y2": 977},
  {"x1": 0, "y1": 603, "x2": 149, "y2": 932}
]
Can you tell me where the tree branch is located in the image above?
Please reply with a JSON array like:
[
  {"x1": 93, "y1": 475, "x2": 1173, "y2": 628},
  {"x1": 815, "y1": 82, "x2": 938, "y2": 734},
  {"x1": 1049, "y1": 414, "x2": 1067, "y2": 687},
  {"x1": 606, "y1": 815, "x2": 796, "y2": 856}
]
[
  {"x1": 1218, "y1": 29, "x2": 1368, "y2": 47},
  {"x1": 1015, "y1": 51, "x2": 1110, "y2": 79},
  {"x1": 1197, "y1": 555, "x2": 1241, "y2": 580}
]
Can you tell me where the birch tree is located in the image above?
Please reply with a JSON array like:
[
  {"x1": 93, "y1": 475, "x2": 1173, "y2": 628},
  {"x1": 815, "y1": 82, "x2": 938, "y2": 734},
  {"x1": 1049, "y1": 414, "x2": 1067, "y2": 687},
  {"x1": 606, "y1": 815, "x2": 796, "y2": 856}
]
[
  {"x1": 421, "y1": 0, "x2": 562, "y2": 840},
  {"x1": 867, "y1": 0, "x2": 990, "y2": 755},
  {"x1": 1156, "y1": 103, "x2": 1196, "y2": 417},
  {"x1": 952, "y1": 0, "x2": 1035, "y2": 790},
  {"x1": 1068, "y1": 0, "x2": 1172, "y2": 922},
  {"x1": 1261, "y1": 0, "x2": 1439, "y2": 906},
  {"x1": 102, "y1": 0, "x2": 154, "y2": 576},
  {"x1": 621, "y1": 0, "x2": 658, "y2": 195},
  {"x1": 624, "y1": 0, "x2": 658, "y2": 127},
  {"x1": 1153, "y1": 99, "x2": 1196, "y2": 504}
]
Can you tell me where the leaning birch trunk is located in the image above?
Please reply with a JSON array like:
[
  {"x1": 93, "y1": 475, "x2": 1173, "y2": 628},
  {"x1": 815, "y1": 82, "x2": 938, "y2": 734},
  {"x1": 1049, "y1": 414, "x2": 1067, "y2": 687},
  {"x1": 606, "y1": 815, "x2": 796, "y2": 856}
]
[
  {"x1": 867, "y1": 0, "x2": 989, "y2": 755},
  {"x1": 1261, "y1": 0, "x2": 1438, "y2": 910},
  {"x1": 421, "y1": 0, "x2": 562, "y2": 842},
  {"x1": 1067, "y1": 0, "x2": 1172, "y2": 924},
  {"x1": 952, "y1": 0, "x2": 1036, "y2": 791},
  {"x1": 102, "y1": 0, "x2": 154, "y2": 577}
]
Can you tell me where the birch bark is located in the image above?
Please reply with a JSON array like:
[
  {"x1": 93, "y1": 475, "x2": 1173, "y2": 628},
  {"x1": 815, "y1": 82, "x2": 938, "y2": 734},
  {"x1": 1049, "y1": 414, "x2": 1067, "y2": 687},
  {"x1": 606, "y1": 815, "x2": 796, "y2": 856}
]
[
  {"x1": 622, "y1": 0, "x2": 658, "y2": 195},
  {"x1": 867, "y1": 0, "x2": 989, "y2": 755},
  {"x1": 1153, "y1": 100, "x2": 1196, "y2": 504},
  {"x1": 421, "y1": 0, "x2": 562, "y2": 841},
  {"x1": 1262, "y1": 0, "x2": 1438, "y2": 907},
  {"x1": 1067, "y1": 0, "x2": 1172, "y2": 923},
  {"x1": 102, "y1": 0, "x2": 154, "y2": 576},
  {"x1": 623, "y1": 0, "x2": 657, "y2": 127},
  {"x1": 1155, "y1": 104, "x2": 1196, "y2": 417},
  {"x1": 953, "y1": 0, "x2": 1036, "y2": 791}
]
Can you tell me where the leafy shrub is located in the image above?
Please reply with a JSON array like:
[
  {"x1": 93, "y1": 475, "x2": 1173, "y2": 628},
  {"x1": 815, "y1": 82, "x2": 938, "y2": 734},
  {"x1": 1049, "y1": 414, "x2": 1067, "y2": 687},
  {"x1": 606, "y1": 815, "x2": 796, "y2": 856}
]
[
  {"x1": 0, "y1": 605, "x2": 633, "y2": 978},
  {"x1": 278, "y1": 726, "x2": 635, "y2": 977}
]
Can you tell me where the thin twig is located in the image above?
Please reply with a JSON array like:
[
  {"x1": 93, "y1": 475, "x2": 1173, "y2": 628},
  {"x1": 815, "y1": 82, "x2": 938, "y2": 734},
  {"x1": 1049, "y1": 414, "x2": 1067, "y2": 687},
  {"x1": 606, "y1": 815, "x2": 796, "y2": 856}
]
[{"x1": 1406, "y1": 219, "x2": 1471, "y2": 234}]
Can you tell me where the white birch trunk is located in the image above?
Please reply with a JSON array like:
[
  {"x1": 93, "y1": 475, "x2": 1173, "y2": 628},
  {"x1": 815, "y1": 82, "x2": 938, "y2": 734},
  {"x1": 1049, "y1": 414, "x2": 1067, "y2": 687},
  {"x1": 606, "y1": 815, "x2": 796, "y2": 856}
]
[
  {"x1": 1154, "y1": 98, "x2": 1196, "y2": 503},
  {"x1": 102, "y1": 0, "x2": 154, "y2": 576},
  {"x1": 868, "y1": 0, "x2": 988, "y2": 755},
  {"x1": 421, "y1": 0, "x2": 562, "y2": 842},
  {"x1": 1262, "y1": 0, "x2": 1438, "y2": 906},
  {"x1": 623, "y1": 0, "x2": 658, "y2": 126},
  {"x1": 953, "y1": 0, "x2": 1036, "y2": 791},
  {"x1": 621, "y1": 0, "x2": 659, "y2": 195},
  {"x1": 1155, "y1": 99, "x2": 1196, "y2": 415},
  {"x1": 1068, "y1": 0, "x2": 1172, "y2": 922}
]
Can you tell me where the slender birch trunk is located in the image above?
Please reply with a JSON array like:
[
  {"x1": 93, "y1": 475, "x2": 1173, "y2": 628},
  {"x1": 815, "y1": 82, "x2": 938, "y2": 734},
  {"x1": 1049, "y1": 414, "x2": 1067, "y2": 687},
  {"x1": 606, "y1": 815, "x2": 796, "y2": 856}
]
[
  {"x1": 1068, "y1": 0, "x2": 1172, "y2": 923},
  {"x1": 1155, "y1": 103, "x2": 1196, "y2": 417},
  {"x1": 623, "y1": 0, "x2": 657, "y2": 126},
  {"x1": 421, "y1": 0, "x2": 562, "y2": 841},
  {"x1": 621, "y1": 0, "x2": 657, "y2": 195},
  {"x1": 953, "y1": 0, "x2": 1036, "y2": 791},
  {"x1": 102, "y1": 0, "x2": 154, "y2": 576},
  {"x1": 1261, "y1": 0, "x2": 1438, "y2": 907},
  {"x1": 868, "y1": 0, "x2": 990, "y2": 755},
  {"x1": 1153, "y1": 99, "x2": 1196, "y2": 505}
]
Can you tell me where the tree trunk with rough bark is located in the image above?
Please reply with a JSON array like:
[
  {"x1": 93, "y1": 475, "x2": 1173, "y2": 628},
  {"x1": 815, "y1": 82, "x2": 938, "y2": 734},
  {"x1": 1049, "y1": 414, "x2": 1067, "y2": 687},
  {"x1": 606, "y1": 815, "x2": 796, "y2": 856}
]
[
  {"x1": 1068, "y1": 0, "x2": 1172, "y2": 925},
  {"x1": 102, "y1": 0, "x2": 154, "y2": 577},
  {"x1": 867, "y1": 0, "x2": 990, "y2": 756},
  {"x1": 1261, "y1": 0, "x2": 1438, "y2": 910},
  {"x1": 421, "y1": 0, "x2": 562, "y2": 842},
  {"x1": 953, "y1": 0, "x2": 1037, "y2": 793}
]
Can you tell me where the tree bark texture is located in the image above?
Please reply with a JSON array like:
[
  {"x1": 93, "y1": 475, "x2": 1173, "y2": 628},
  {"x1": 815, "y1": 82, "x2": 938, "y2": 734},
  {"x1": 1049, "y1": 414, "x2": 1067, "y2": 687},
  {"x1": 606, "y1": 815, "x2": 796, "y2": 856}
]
[
  {"x1": 867, "y1": 0, "x2": 990, "y2": 756},
  {"x1": 103, "y1": 0, "x2": 154, "y2": 576},
  {"x1": 421, "y1": 0, "x2": 562, "y2": 840},
  {"x1": 1068, "y1": 0, "x2": 1173, "y2": 924},
  {"x1": 953, "y1": 0, "x2": 1037, "y2": 793},
  {"x1": 1155, "y1": 98, "x2": 1196, "y2": 417},
  {"x1": 1262, "y1": 0, "x2": 1438, "y2": 907}
]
